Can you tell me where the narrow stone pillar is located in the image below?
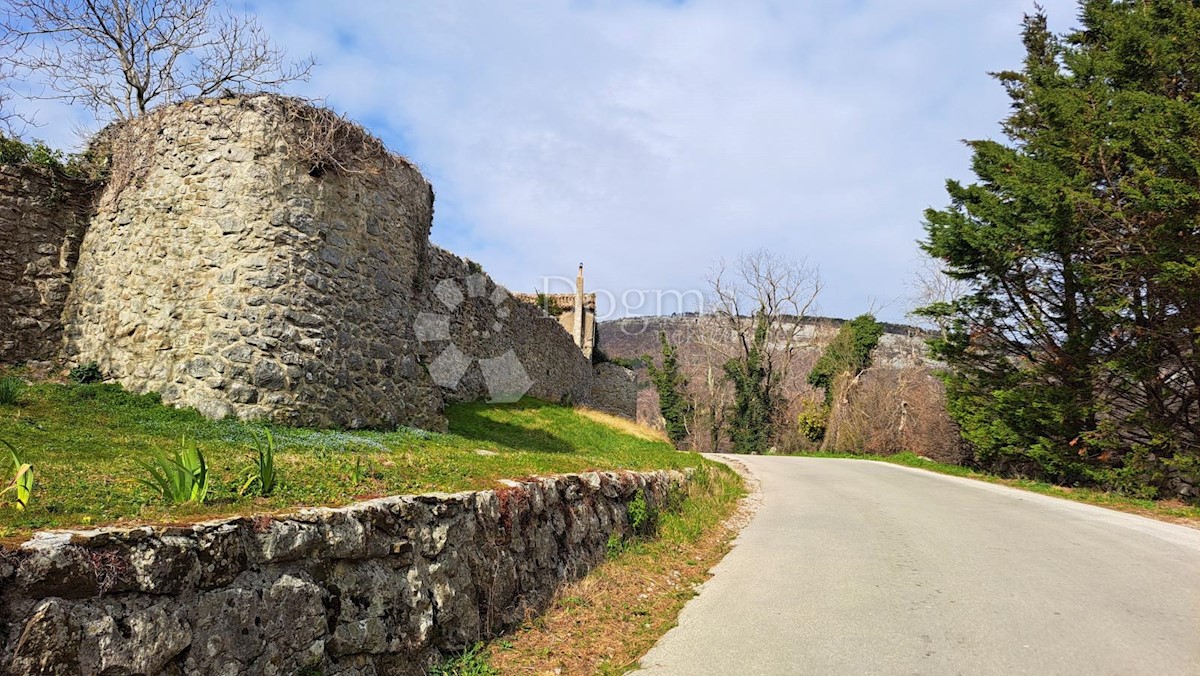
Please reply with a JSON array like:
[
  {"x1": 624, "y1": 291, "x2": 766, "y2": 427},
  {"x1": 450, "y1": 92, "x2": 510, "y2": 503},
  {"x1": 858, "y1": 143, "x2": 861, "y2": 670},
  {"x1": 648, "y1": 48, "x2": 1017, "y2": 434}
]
[{"x1": 573, "y1": 263, "x2": 585, "y2": 348}]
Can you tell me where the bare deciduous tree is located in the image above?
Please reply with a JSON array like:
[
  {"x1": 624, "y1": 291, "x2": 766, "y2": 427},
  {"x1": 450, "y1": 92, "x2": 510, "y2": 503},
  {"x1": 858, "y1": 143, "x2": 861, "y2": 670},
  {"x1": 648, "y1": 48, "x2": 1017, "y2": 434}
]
[
  {"x1": 906, "y1": 252, "x2": 969, "y2": 341},
  {"x1": 709, "y1": 249, "x2": 822, "y2": 390},
  {"x1": 707, "y1": 249, "x2": 822, "y2": 451},
  {"x1": 2, "y1": 0, "x2": 314, "y2": 121}
]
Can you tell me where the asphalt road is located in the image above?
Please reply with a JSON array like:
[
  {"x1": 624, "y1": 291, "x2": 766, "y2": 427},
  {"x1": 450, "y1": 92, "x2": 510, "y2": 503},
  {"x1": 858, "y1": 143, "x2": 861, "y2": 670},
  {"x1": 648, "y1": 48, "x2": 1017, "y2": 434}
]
[{"x1": 633, "y1": 456, "x2": 1200, "y2": 675}]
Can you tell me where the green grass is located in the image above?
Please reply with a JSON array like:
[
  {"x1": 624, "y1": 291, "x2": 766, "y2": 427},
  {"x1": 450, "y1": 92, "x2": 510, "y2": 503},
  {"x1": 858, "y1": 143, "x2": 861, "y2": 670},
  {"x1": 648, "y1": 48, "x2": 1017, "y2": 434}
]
[
  {"x1": 0, "y1": 380, "x2": 704, "y2": 537},
  {"x1": 429, "y1": 643, "x2": 498, "y2": 676},
  {"x1": 802, "y1": 451, "x2": 1200, "y2": 524}
]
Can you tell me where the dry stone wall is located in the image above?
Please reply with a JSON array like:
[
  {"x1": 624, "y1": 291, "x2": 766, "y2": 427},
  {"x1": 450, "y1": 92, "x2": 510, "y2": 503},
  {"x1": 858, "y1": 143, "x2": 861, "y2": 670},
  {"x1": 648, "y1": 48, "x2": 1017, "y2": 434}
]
[
  {"x1": 0, "y1": 469, "x2": 687, "y2": 675},
  {"x1": 420, "y1": 247, "x2": 594, "y2": 406},
  {"x1": 588, "y1": 362, "x2": 638, "y2": 419},
  {"x1": 0, "y1": 166, "x2": 96, "y2": 363}
]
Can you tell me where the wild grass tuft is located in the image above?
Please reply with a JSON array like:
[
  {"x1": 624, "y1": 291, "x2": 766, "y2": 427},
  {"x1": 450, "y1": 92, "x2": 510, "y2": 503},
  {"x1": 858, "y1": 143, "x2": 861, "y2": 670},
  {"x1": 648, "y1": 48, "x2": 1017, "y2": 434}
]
[
  {"x1": 0, "y1": 377, "x2": 24, "y2": 406},
  {"x1": 428, "y1": 642, "x2": 498, "y2": 676}
]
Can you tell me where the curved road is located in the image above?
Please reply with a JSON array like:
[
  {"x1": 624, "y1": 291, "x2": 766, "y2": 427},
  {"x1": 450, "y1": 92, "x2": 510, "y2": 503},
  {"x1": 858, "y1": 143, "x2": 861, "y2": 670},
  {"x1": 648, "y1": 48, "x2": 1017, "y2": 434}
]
[{"x1": 634, "y1": 456, "x2": 1200, "y2": 675}]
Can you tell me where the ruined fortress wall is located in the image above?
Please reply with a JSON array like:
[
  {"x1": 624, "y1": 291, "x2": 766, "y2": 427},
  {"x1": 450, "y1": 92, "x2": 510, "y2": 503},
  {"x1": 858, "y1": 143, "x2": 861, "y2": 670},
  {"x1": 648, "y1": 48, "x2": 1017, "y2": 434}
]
[
  {"x1": 588, "y1": 362, "x2": 638, "y2": 419},
  {"x1": 61, "y1": 97, "x2": 444, "y2": 429},
  {"x1": 0, "y1": 167, "x2": 95, "y2": 363},
  {"x1": 0, "y1": 470, "x2": 688, "y2": 675},
  {"x1": 421, "y1": 247, "x2": 594, "y2": 405},
  {"x1": 54, "y1": 95, "x2": 604, "y2": 429}
]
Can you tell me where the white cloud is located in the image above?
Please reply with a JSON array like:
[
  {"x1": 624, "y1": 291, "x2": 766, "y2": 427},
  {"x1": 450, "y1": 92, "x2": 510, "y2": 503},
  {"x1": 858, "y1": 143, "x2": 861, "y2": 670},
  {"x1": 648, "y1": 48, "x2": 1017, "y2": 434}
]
[{"x1": 12, "y1": 0, "x2": 1084, "y2": 321}]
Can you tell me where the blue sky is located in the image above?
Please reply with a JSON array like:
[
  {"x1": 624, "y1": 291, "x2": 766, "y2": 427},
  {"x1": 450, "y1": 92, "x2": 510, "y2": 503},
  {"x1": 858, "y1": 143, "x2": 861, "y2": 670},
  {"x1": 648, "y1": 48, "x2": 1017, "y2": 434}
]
[{"x1": 10, "y1": 0, "x2": 1082, "y2": 322}]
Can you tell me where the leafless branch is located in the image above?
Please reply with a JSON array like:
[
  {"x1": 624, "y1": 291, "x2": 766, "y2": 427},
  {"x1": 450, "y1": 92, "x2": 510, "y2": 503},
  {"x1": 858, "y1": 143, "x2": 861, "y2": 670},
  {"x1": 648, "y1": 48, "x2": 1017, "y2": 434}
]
[{"x1": 1, "y1": 0, "x2": 315, "y2": 121}]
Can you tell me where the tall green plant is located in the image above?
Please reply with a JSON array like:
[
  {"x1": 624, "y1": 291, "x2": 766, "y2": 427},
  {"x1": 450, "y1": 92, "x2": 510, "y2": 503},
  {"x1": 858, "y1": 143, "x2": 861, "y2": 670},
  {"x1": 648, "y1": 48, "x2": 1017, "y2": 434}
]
[
  {"x1": 919, "y1": 2, "x2": 1200, "y2": 491},
  {"x1": 239, "y1": 429, "x2": 278, "y2": 497},
  {"x1": 644, "y1": 331, "x2": 692, "y2": 447},
  {"x1": 1, "y1": 440, "x2": 33, "y2": 510},
  {"x1": 137, "y1": 438, "x2": 209, "y2": 504},
  {"x1": 0, "y1": 377, "x2": 23, "y2": 406}
]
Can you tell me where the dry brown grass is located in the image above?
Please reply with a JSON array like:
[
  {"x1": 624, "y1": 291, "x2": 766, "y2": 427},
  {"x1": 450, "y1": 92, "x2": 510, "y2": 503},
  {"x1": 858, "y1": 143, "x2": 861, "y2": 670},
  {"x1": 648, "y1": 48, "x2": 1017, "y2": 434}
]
[
  {"x1": 575, "y1": 407, "x2": 668, "y2": 444},
  {"x1": 487, "y1": 464, "x2": 747, "y2": 674}
]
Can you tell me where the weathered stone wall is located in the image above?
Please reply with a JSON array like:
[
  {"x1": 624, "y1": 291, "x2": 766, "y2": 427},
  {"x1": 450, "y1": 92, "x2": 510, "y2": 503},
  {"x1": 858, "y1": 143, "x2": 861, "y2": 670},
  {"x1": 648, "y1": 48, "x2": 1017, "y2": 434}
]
[
  {"x1": 0, "y1": 469, "x2": 686, "y2": 675},
  {"x1": 0, "y1": 166, "x2": 96, "y2": 363},
  {"x1": 589, "y1": 362, "x2": 638, "y2": 419},
  {"x1": 420, "y1": 247, "x2": 595, "y2": 405},
  {"x1": 61, "y1": 97, "x2": 444, "y2": 429},
  {"x1": 1, "y1": 95, "x2": 628, "y2": 429}
]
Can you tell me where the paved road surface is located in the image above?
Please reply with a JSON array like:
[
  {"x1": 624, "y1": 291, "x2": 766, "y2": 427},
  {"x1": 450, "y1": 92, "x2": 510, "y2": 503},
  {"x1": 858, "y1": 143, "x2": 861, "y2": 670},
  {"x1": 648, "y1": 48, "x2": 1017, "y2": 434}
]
[{"x1": 634, "y1": 456, "x2": 1200, "y2": 675}]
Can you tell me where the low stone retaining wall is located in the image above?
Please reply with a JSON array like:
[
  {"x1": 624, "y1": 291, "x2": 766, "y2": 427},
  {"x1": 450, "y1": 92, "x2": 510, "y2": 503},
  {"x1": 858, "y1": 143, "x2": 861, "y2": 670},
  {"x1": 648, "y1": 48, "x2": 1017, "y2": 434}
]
[{"x1": 0, "y1": 469, "x2": 687, "y2": 675}]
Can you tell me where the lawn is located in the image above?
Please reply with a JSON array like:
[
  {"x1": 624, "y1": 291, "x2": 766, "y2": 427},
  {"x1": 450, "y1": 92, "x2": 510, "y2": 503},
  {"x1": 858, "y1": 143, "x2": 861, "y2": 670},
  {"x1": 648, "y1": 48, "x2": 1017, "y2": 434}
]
[{"x1": 0, "y1": 377, "x2": 704, "y2": 538}]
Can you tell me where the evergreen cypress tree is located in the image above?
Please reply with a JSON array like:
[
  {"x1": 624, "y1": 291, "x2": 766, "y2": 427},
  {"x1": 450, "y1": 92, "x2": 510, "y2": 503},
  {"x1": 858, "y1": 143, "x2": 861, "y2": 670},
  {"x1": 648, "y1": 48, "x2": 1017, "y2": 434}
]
[{"x1": 920, "y1": 1, "x2": 1200, "y2": 492}]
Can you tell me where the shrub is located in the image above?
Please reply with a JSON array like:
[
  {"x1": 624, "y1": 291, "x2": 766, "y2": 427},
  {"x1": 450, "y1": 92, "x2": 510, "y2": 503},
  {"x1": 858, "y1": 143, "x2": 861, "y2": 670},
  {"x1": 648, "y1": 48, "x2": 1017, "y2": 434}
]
[
  {"x1": 628, "y1": 489, "x2": 658, "y2": 538},
  {"x1": 1, "y1": 440, "x2": 34, "y2": 511},
  {"x1": 136, "y1": 438, "x2": 210, "y2": 504},
  {"x1": 0, "y1": 377, "x2": 24, "y2": 406},
  {"x1": 0, "y1": 135, "x2": 30, "y2": 165},
  {"x1": 69, "y1": 362, "x2": 104, "y2": 384},
  {"x1": 796, "y1": 398, "x2": 828, "y2": 443}
]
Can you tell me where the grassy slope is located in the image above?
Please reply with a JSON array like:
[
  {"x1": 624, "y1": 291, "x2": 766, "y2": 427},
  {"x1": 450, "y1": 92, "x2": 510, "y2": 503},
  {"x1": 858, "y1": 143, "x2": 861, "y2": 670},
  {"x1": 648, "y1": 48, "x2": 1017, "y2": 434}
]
[
  {"x1": 0, "y1": 381, "x2": 704, "y2": 537},
  {"x1": 804, "y1": 451, "x2": 1200, "y2": 527}
]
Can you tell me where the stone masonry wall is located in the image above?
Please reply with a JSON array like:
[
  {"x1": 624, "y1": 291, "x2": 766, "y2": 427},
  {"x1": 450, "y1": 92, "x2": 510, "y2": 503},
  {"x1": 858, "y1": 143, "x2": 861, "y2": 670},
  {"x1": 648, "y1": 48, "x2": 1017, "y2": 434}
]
[
  {"x1": 420, "y1": 247, "x2": 595, "y2": 405},
  {"x1": 51, "y1": 95, "x2": 609, "y2": 429},
  {"x1": 0, "y1": 469, "x2": 687, "y2": 675},
  {"x1": 588, "y1": 362, "x2": 638, "y2": 419},
  {"x1": 61, "y1": 97, "x2": 444, "y2": 429},
  {"x1": 0, "y1": 166, "x2": 96, "y2": 363}
]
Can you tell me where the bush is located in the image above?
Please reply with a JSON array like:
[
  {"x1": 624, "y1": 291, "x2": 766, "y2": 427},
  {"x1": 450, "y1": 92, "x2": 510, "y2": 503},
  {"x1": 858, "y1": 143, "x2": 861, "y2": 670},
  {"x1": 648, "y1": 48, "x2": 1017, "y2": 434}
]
[
  {"x1": 0, "y1": 135, "x2": 82, "y2": 175},
  {"x1": 628, "y1": 489, "x2": 658, "y2": 538},
  {"x1": 69, "y1": 362, "x2": 104, "y2": 384},
  {"x1": 795, "y1": 398, "x2": 828, "y2": 443}
]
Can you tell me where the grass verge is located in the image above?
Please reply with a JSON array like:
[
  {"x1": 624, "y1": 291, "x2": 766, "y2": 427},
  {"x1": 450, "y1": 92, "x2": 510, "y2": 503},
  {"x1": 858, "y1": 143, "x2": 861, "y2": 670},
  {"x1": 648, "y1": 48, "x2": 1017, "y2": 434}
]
[
  {"x1": 481, "y1": 462, "x2": 746, "y2": 675},
  {"x1": 803, "y1": 451, "x2": 1200, "y2": 528},
  {"x1": 0, "y1": 378, "x2": 704, "y2": 539}
]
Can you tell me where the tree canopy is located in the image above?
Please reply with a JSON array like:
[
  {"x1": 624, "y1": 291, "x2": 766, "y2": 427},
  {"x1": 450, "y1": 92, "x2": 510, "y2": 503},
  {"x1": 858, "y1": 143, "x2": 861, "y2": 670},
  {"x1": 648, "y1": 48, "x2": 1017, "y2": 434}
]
[{"x1": 920, "y1": 0, "x2": 1200, "y2": 495}]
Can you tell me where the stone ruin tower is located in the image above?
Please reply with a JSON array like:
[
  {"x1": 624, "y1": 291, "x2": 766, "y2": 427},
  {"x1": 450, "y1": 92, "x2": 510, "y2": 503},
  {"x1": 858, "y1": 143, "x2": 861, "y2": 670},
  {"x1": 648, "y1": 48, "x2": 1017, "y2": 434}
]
[
  {"x1": 57, "y1": 95, "x2": 604, "y2": 429},
  {"x1": 60, "y1": 96, "x2": 447, "y2": 428}
]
